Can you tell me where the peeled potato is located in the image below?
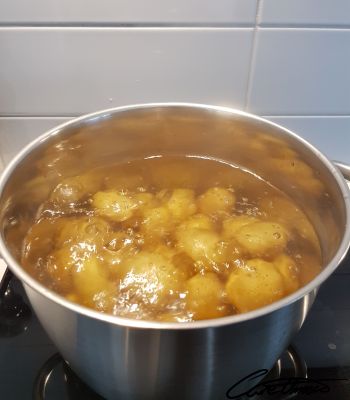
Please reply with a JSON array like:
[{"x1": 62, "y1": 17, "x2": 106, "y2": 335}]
[
  {"x1": 50, "y1": 174, "x2": 100, "y2": 205},
  {"x1": 178, "y1": 213, "x2": 214, "y2": 231},
  {"x1": 73, "y1": 255, "x2": 112, "y2": 299},
  {"x1": 46, "y1": 246, "x2": 76, "y2": 292},
  {"x1": 198, "y1": 187, "x2": 235, "y2": 216},
  {"x1": 226, "y1": 258, "x2": 285, "y2": 312},
  {"x1": 235, "y1": 221, "x2": 289, "y2": 256},
  {"x1": 176, "y1": 228, "x2": 220, "y2": 265},
  {"x1": 134, "y1": 192, "x2": 158, "y2": 210},
  {"x1": 274, "y1": 254, "x2": 299, "y2": 293},
  {"x1": 259, "y1": 196, "x2": 320, "y2": 251},
  {"x1": 118, "y1": 252, "x2": 185, "y2": 307},
  {"x1": 186, "y1": 273, "x2": 230, "y2": 319},
  {"x1": 56, "y1": 216, "x2": 111, "y2": 248},
  {"x1": 92, "y1": 190, "x2": 138, "y2": 222},
  {"x1": 222, "y1": 216, "x2": 258, "y2": 239},
  {"x1": 166, "y1": 189, "x2": 197, "y2": 221},
  {"x1": 270, "y1": 158, "x2": 314, "y2": 179},
  {"x1": 141, "y1": 206, "x2": 173, "y2": 238}
]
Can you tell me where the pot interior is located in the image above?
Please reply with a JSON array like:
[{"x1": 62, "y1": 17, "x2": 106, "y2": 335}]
[{"x1": 0, "y1": 105, "x2": 347, "y2": 274}]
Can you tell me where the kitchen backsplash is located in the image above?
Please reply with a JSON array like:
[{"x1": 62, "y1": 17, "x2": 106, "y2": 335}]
[{"x1": 0, "y1": 0, "x2": 349, "y2": 167}]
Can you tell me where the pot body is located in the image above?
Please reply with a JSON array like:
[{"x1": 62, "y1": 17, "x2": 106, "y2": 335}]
[
  {"x1": 0, "y1": 104, "x2": 349, "y2": 400},
  {"x1": 26, "y1": 282, "x2": 316, "y2": 400}
]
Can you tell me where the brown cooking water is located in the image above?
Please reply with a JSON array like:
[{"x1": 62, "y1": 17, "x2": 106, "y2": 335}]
[{"x1": 19, "y1": 156, "x2": 321, "y2": 322}]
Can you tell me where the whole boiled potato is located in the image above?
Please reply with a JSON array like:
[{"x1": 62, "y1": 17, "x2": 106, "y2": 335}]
[
  {"x1": 56, "y1": 216, "x2": 111, "y2": 248},
  {"x1": 226, "y1": 258, "x2": 285, "y2": 312},
  {"x1": 185, "y1": 273, "x2": 230, "y2": 319},
  {"x1": 176, "y1": 227, "x2": 223, "y2": 270},
  {"x1": 178, "y1": 213, "x2": 214, "y2": 231},
  {"x1": 140, "y1": 206, "x2": 173, "y2": 239},
  {"x1": 235, "y1": 221, "x2": 289, "y2": 256},
  {"x1": 92, "y1": 190, "x2": 138, "y2": 222},
  {"x1": 166, "y1": 189, "x2": 197, "y2": 222},
  {"x1": 118, "y1": 251, "x2": 186, "y2": 307},
  {"x1": 274, "y1": 254, "x2": 300, "y2": 294},
  {"x1": 222, "y1": 215, "x2": 258, "y2": 239},
  {"x1": 198, "y1": 187, "x2": 235, "y2": 216}
]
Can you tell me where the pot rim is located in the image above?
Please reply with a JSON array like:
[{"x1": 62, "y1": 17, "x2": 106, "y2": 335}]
[{"x1": 0, "y1": 102, "x2": 349, "y2": 330}]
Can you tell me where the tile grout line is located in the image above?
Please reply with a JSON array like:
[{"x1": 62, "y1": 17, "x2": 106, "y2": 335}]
[
  {"x1": 244, "y1": 0, "x2": 262, "y2": 111},
  {"x1": 0, "y1": 24, "x2": 349, "y2": 30},
  {"x1": 0, "y1": 24, "x2": 254, "y2": 30}
]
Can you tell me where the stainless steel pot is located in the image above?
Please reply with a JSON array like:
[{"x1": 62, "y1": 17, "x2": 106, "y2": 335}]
[{"x1": 0, "y1": 104, "x2": 349, "y2": 400}]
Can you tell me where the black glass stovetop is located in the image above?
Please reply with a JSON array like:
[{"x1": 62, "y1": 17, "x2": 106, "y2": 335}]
[{"x1": 1, "y1": 256, "x2": 350, "y2": 400}]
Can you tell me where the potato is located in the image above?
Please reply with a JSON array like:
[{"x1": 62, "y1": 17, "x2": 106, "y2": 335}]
[
  {"x1": 50, "y1": 174, "x2": 100, "y2": 205},
  {"x1": 56, "y1": 216, "x2": 111, "y2": 248},
  {"x1": 235, "y1": 221, "x2": 289, "y2": 256},
  {"x1": 134, "y1": 192, "x2": 158, "y2": 210},
  {"x1": 270, "y1": 158, "x2": 314, "y2": 179},
  {"x1": 226, "y1": 259, "x2": 285, "y2": 312},
  {"x1": 259, "y1": 196, "x2": 320, "y2": 251},
  {"x1": 178, "y1": 213, "x2": 214, "y2": 231},
  {"x1": 166, "y1": 189, "x2": 197, "y2": 221},
  {"x1": 73, "y1": 256, "x2": 114, "y2": 300},
  {"x1": 92, "y1": 190, "x2": 138, "y2": 222},
  {"x1": 176, "y1": 228, "x2": 220, "y2": 266},
  {"x1": 198, "y1": 187, "x2": 235, "y2": 216},
  {"x1": 268, "y1": 158, "x2": 324, "y2": 196},
  {"x1": 102, "y1": 231, "x2": 141, "y2": 277},
  {"x1": 274, "y1": 254, "x2": 299, "y2": 294},
  {"x1": 46, "y1": 247, "x2": 76, "y2": 292},
  {"x1": 222, "y1": 216, "x2": 258, "y2": 239},
  {"x1": 118, "y1": 252, "x2": 185, "y2": 306},
  {"x1": 185, "y1": 273, "x2": 230, "y2": 319},
  {"x1": 141, "y1": 206, "x2": 173, "y2": 238}
]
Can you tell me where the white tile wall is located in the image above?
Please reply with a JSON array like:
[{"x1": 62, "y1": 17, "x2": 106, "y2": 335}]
[
  {"x1": 0, "y1": 28, "x2": 253, "y2": 116},
  {"x1": 0, "y1": 2, "x2": 349, "y2": 169},
  {"x1": 260, "y1": 0, "x2": 350, "y2": 27},
  {"x1": 247, "y1": 29, "x2": 350, "y2": 115},
  {"x1": 0, "y1": 0, "x2": 257, "y2": 25}
]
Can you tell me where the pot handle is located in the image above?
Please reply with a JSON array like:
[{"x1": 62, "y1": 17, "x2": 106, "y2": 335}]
[{"x1": 333, "y1": 161, "x2": 350, "y2": 188}]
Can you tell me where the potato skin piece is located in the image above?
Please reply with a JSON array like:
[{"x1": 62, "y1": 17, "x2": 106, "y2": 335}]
[
  {"x1": 235, "y1": 221, "x2": 289, "y2": 256},
  {"x1": 185, "y1": 273, "x2": 230, "y2": 320},
  {"x1": 226, "y1": 258, "x2": 285, "y2": 312}
]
